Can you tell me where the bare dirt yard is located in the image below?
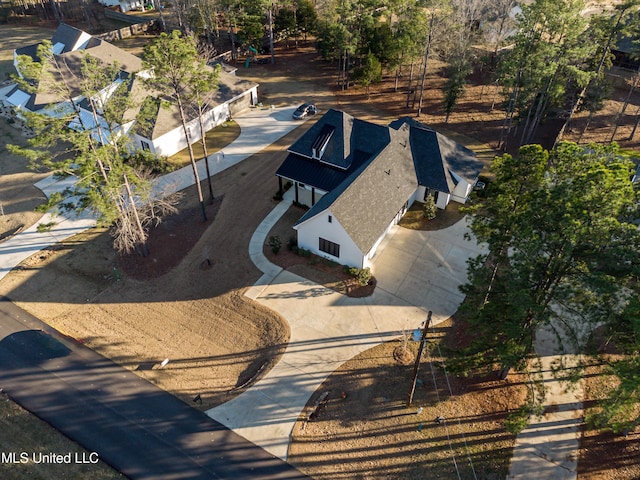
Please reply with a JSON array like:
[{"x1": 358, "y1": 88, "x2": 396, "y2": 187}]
[
  {"x1": 0, "y1": 23, "x2": 637, "y2": 479},
  {"x1": 287, "y1": 320, "x2": 529, "y2": 480}
]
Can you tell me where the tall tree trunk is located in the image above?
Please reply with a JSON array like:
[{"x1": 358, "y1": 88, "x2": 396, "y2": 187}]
[
  {"x1": 49, "y1": 0, "x2": 61, "y2": 22},
  {"x1": 229, "y1": 18, "x2": 236, "y2": 60},
  {"x1": 198, "y1": 112, "x2": 214, "y2": 203},
  {"x1": 498, "y1": 77, "x2": 520, "y2": 150},
  {"x1": 610, "y1": 64, "x2": 640, "y2": 142},
  {"x1": 555, "y1": 7, "x2": 628, "y2": 146},
  {"x1": 123, "y1": 173, "x2": 149, "y2": 256},
  {"x1": 629, "y1": 103, "x2": 640, "y2": 140},
  {"x1": 416, "y1": 14, "x2": 434, "y2": 117},
  {"x1": 405, "y1": 62, "x2": 414, "y2": 108},
  {"x1": 268, "y1": 7, "x2": 275, "y2": 65},
  {"x1": 177, "y1": 96, "x2": 207, "y2": 222}
]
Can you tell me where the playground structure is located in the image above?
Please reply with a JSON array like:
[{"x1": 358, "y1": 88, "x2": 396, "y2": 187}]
[{"x1": 245, "y1": 46, "x2": 258, "y2": 68}]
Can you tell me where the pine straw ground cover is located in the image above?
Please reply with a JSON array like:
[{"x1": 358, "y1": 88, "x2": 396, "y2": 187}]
[
  {"x1": 578, "y1": 356, "x2": 640, "y2": 480},
  {"x1": 288, "y1": 318, "x2": 529, "y2": 480}
]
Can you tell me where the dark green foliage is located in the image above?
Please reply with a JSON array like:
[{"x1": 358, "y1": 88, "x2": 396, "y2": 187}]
[
  {"x1": 455, "y1": 141, "x2": 640, "y2": 431},
  {"x1": 269, "y1": 235, "x2": 281, "y2": 254},
  {"x1": 126, "y1": 150, "x2": 175, "y2": 175},
  {"x1": 352, "y1": 51, "x2": 382, "y2": 93},
  {"x1": 443, "y1": 58, "x2": 472, "y2": 123},
  {"x1": 348, "y1": 267, "x2": 372, "y2": 286}
]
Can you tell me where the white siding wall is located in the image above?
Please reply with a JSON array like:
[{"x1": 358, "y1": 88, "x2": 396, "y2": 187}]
[
  {"x1": 437, "y1": 192, "x2": 450, "y2": 209},
  {"x1": 414, "y1": 186, "x2": 427, "y2": 203},
  {"x1": 295, "y1": 210, "x2": 365, "y2": 268},
  {"x1": 451, "y1": 180, "x2": 472, "y2": 204},
  {"x1": 294, "y1": 183, "x2": 326, "y2": 207},
  {"x1": 149, "y1": 87, "x2": 257, "y2": 157},
  {"x1": 151, "y1": 103, "x2": 229, "y2": 157}
]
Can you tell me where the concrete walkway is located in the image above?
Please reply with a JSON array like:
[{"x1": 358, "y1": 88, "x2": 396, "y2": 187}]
[
  {"x1": 0, "y1": 105, "x2": 302, "y2": 283},
  {"x1": 508, "y1": 317, "x2": 586, "y2": 480},
  {"x1": 206, "y1": 192, "x2": 486, "y2": 461}
]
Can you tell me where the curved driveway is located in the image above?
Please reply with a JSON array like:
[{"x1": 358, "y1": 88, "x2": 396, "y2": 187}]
[{"x1": 207, "y1": 197, "x2": 486, "y2": 460}]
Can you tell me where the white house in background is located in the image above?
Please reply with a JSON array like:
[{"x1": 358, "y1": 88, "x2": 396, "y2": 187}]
[
  {"x1": 276, "y1": 109, "x2": 484, "y2": 269},
  {"x1": 97, "y1": 0, "x2": 144, "y2": 13},
  {"x1": 6, "y1": 23, "x2": 258, "y2": 158},
  {"x1": 127, "y1": 70, "x2": 258, "y2": 157}
]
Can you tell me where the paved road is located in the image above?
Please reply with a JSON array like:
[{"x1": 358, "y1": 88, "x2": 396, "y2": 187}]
[{"x1": 0, "y1": 298, "x2": 307, "y2": 480}]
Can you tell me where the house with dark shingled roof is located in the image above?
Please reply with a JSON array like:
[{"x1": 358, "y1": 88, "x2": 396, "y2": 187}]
[{"x1": 275, "y1": 109, "x2": 484, "y2": 269}]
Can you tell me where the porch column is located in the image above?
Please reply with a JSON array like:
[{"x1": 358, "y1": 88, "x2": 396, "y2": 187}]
[
  {"x1": 311, "y1": 187, "x2": 315, "y2": 205},
  {"x1": 278, "y1": 177, "x2": 283, "y2": 195},
  {"x1": 295, "y1": 182, "x2": 299, "y2": 203}
]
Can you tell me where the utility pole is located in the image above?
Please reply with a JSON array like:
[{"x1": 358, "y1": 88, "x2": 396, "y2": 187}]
[{"x1": 407, "y1": 310, "x2": 432, "y2": 407}]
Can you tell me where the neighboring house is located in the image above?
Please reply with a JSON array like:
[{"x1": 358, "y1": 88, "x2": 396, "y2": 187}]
[
  {"x1": 5, "y1": 23, "x2": 258, "y2": 158},
  {"x1": 97, "y1": 0, "x2": 144, "y2": 13},
  {"x1": 276, "y1": 109, "x2": 484, "y2": 269},
  {"x1": 128, "y1": 69, "x2": 257, "y2": 157}
]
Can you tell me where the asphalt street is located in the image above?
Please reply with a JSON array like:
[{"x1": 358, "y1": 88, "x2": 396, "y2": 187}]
[{"x1": 0, "y1": 298, "x2": 307, "y2": 480}]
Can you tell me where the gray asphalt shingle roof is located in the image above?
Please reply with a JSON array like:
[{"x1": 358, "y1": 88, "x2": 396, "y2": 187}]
[
  {"x1": 289, "y1": 112, "x2": 484, "y2": 256},
  {"x1": 390, "y1": 117, "x2": 483, "y2": 194}
]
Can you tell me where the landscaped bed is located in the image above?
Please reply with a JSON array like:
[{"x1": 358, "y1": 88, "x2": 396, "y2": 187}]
[{"x1": 263, "y1": 204, "x2": 376, "y2": 298}]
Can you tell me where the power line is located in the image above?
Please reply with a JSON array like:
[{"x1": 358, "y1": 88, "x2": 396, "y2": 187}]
[
  {"x1": 426, "y1": 345, "x2": 462, "y2": 480},
  {"x1": 429, "y1": 322, "x2": 479, "y2": 480}
]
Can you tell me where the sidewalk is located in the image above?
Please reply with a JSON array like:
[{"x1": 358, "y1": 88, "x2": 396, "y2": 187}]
[
  {"x1": 508, "y1": 319, "x2": 585, "y2": 480},
  {"x1": 0, "y1": 105, "x2": 302, "y2": 283}
]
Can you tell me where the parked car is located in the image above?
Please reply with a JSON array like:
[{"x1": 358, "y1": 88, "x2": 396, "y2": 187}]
[{"x1": 292, "y1": 103, "x2": 317, "y2": 120}]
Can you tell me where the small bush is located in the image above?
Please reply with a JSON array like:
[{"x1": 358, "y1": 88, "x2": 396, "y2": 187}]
[
  {"x1": 268, "y1": 235, "x2": 281, "y2": 254},
  {"x1": 348, "y1": 267, "x2": 372, "y2": 286},
  {"x1": 297, "y1": 247, "x2": 311, "y2": 258},
  {"x1": 287, "y1": 236, "x2": 297, "y2": 251},
  {"x1": 423, "y1": 194, "x2": 437, "y2": 220},
  {"x1": 284, "y1": 181, "x2": 293, "y2": 191},
  {"x1": 273, "y1": 191, "x2": 283, "y2": 201}
]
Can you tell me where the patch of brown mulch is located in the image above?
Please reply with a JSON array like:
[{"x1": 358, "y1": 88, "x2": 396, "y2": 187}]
[
  {"x1": 398, "y1": 200, "x2": 467, "y2": 231},
  {"x1": 264, "y1": 203, "x2": 377, "y2": 297},
  {"x1": 117, "y1": 196, "x2": 223, "y2": 280}
]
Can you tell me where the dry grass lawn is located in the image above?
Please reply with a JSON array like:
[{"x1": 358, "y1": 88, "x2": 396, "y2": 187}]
[
  {"x1": 167, "y1": 120, "x2": 241, "y2": 168},
  {"x1": 289, "y1": 320, "x2": 529, "y2": 480}
]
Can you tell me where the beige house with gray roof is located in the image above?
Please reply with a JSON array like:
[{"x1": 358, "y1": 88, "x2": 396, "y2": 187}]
[{"x1": 6, "y1": 23, "x2": 258, "y2": 158}]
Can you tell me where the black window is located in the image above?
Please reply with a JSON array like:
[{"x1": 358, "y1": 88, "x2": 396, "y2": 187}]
[
  {"x1": 141, "y1": 140, "x2": 151, "y2": 152},
  {"x1": 319, "y1": 238, "x2": 340, "y2": 258},
  {"x1": 328, "y1": 215, "x2": 332, "y2": 223}
]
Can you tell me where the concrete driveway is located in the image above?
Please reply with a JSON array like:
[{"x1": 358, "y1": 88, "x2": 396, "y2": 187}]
[
  {"x1": 370, "y1": 218, "x2": 487, "y2": 323},
  {"x1": 208, "y1": 204, "x2": 487, "y2": 460}
]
